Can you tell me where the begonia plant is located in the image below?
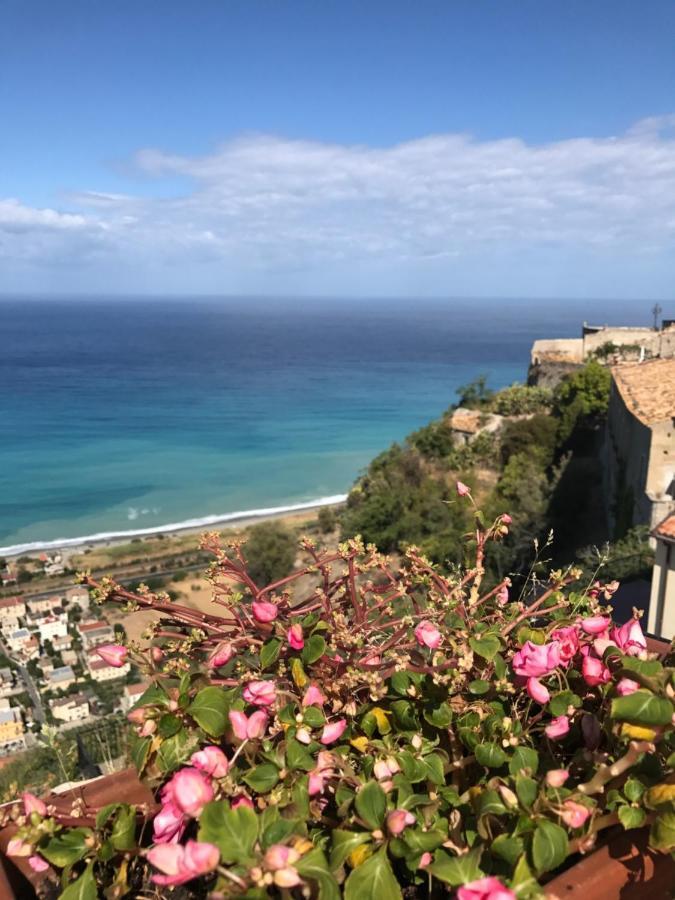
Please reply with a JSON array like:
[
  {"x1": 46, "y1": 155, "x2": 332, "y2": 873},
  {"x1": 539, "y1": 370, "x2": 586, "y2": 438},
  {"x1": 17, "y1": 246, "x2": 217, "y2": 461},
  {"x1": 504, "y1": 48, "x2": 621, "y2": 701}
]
[{"x1": 6, "y1": 489, "x2": 675, "y2": 899}]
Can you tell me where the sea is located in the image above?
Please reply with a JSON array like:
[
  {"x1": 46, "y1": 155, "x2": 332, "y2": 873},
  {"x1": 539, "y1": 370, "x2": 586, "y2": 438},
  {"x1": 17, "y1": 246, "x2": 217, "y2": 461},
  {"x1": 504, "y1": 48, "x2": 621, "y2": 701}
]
[{"x1": 0, "y1": 296, "x2": 652, "y2": 555}]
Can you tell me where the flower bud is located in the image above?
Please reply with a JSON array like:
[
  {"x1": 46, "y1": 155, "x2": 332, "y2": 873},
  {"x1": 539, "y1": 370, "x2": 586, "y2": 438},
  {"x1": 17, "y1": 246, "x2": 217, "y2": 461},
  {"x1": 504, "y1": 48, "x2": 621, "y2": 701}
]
[{"x1": 386, "y1": 809, "x2": 416, "y2": 835}]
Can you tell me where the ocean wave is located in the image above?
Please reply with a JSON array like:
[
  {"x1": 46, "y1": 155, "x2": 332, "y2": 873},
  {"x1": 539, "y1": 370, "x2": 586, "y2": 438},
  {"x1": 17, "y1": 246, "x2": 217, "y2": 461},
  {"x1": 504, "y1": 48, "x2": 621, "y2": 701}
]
[{"x1": 0, "y1": 495, "x2": 348, "y2": 557}]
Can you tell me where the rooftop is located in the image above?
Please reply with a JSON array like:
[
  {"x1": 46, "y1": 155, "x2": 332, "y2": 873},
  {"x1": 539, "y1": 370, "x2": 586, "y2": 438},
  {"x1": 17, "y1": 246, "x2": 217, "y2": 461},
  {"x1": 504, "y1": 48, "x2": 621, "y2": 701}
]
[
  {"x1": 653, "y1": 512, "x2": 675, "y2": 543},
  {"x1": 0, "y1": 597, "x2": 23, "y2": 610},
  {"x1": 78, "y1": 620, "x2": 112, "y2": 633},
  {"x1": 611, "y1": 359, "x2": 675, "y2": 426},
  {"x1": 449, "y1": 408, "x2": 484, "y2": 434},
  {"x1": 50, "y1": 693, "x2": 88, "y2": 709}
]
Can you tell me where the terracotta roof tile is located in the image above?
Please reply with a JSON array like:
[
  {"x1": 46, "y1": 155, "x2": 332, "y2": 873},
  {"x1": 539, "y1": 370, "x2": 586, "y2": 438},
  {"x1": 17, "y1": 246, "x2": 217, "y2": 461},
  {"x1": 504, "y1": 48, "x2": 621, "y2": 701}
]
[
  {"x1": 612, "y1": 359, "x2": 675, "y2": 426},
  {"x1": 654, "y1": 513, "x2": 675, "y2": 542}
]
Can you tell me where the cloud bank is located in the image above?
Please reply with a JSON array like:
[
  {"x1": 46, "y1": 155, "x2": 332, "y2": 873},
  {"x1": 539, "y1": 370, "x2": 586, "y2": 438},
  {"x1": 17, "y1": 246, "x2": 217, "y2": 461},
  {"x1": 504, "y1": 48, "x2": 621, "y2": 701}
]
[{"x1": 3, "y1": 116, "x2": 675, "y2": 295}]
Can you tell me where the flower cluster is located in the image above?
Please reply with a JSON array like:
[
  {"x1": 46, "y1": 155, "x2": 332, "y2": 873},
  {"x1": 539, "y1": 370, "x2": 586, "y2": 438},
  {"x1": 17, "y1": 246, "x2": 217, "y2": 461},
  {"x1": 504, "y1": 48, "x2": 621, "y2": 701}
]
[{"x1": 7, "y1": 493, "x2": 675, "y2": 898}]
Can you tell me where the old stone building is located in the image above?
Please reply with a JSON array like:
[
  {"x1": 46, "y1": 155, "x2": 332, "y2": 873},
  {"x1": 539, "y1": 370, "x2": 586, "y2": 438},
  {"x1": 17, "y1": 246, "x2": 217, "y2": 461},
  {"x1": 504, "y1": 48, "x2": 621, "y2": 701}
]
[{"x1": 604, "y1": 358, "x2": 675, "y2": 534}]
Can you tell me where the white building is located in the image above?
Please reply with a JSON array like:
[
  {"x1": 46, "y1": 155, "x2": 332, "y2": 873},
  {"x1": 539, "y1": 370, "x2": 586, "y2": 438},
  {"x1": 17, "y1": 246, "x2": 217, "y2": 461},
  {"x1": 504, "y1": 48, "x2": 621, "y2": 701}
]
[
  {"x1": 122, "y1": 681, "x2": 149, "y2": 712},
  {"x1": 61, "y1": 649, "x2": 78, "y2": 667},
  {"x1": 649, "y1": 513, "x2": 675, "y2": 639},
  {"x1": 78, "y1": 620, "x2": 115, "y2": 650},
  {"x1": 50, "y1": 693, "x2": 90, "y2": 724},
  {"x1": 7, "y1": 628, "x2": 39, "y2": 659},
  {"x1": 52, "y1": 634, "x2": 73, "y2": 653},
  {"x1": 27, "y1": 596, "x2": 63, "y2": 617},
  {"x1": 47, "y1": 665, "x2": 77, "y2": 691},
  {"x1": 38, "y1": 616, "x2": 69, "y2": 644},
  {"x1": 0, "y1": 597, "x2": 26, "y2": 624},
  {"x1": 65, "y1": 586, "x2": 90, "y2": 612}
]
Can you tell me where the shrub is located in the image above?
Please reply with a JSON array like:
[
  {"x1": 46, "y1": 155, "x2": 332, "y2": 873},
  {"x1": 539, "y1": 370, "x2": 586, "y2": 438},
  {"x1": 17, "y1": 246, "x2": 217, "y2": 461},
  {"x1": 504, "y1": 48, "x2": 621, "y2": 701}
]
[
  {"x1": 499, "y1": 414, "x2": 558, "y2": 467},
  {"x1": 492, "y1": 384, "x2": 553, "y2": 416},
  {"x1": 317, "y1": 505, "x2": 338, "y2": 534},
  {"x1": 8, "y1": 498, "x2": 674, "y2": 898},
  {"x1": 553, "y1": 360, "x2": 611, "y2": 446},
  {"x1": 245, "y1": 521, "x2": 297, "y2": 585}
]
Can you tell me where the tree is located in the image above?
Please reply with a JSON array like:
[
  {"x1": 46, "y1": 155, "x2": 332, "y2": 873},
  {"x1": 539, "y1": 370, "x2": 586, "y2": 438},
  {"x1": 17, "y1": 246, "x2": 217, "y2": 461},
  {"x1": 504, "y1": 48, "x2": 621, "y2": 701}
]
[
  {"x1": 244, "y1": 522, "x2": 297, "y2": 586},
  {"x1": 553, "y1": 360, "x2": 611, "y2": 446},
  {"x1": 317, "y1": 506, "x2": 337, "y2": 534},
  {"x1": 456, "y1": 375, "x2": 494, "y2": 410},
  {"x1": 500, "y1": 414, "x2": 558, "y2": 468}
]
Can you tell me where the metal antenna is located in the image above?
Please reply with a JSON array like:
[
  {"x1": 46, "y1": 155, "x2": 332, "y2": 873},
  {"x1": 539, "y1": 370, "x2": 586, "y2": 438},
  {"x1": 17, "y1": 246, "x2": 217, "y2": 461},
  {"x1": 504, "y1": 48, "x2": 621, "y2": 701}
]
[{"x1": 652, "y1": 303, "x2": 662, "y2": 330}]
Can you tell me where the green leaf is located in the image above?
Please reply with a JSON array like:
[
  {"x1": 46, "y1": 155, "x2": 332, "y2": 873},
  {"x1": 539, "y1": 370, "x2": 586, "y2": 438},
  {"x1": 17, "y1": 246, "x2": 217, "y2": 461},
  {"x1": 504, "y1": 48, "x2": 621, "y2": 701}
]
[
  {"x1": 427, "y1": 846, "x2": 483, "y2": 886},
  {"x1": 157, "y1": 728, "x2": 192, "y2": 773},
  {"x1": 42, "y1": 828, "x2": 93, "y2": 868},
  {"x1": 470, "y1": 634, "x2": 501, "y2": 660},
  {"x1": 611, "y1": 691, "x2": 674, "y2": 727},
  {"x1": 511, "y1": 854, "x2": 539, "y2": 899},
  {"x1": 618, "y1": 806, "x2": 646, "y2": 830},
  {"x1": 402, "y1": 828, "x2": 446, "y2": 853},
  {"x1": 649, "y1": 810, "x2": 675, "y2": 851},
  {"x1": 134, "y1": 682, "x2": 170, "y2": 708},
  {"x1": 492, "y1": 834, "x2": 524, "y2": 866},
  {"x1": 302, "y1": 634, "x2": 327, "y2": 664},
  {"x1": 391, "y1": 699, "x2": 419, "y2": 729},
  {"x1": 344, "y1": 847, "x2": 403, "y2": 900},
  {"x1": 243, "y1": 763, "x2": 279, "y2": 793},
  {"x1": 260, "y1": 638, "x2": 282, "y2": 669},
  {"x1": 509, "y1": 746, "x2": 539, "y2": 777},
  {"x1": 198, "y1": 801, "x2": 258, "y2": 863},
  {"x1": 158, "y1": 713, "x2": 182, "y2": 738},
  {"x1": 621, "y1": 656, "x2": 663, "y2": 677},
  {"x1": 330, "y1": 830, "x2": 373, "y2": 870},
  {"x1": 355, "y1": 780, "x2": 387, "y2": 830},
  {"x1": 475, "y1": 742, "x2": 507, "y2": 768},
  {"x1": 532, "y1": 820, "x2": 568, "y2": 874},
  {"x1": 423, "y1": 702, "x2": 452, "y2": 729},
  {"x1": 129, "y1": 734, "x2": 151, "y2": 774},
  {"x1": 187, "y1": 686, "x2": 229, "y2": 736},
  {"x1": 111, "y1": 805, "x2": 137, "y2": 851},
  {"x1": 296, "y1": 847, "x2": 341, "y2": 900},
  {"x1": 469, "y1": 679, "x2": 490, "y2": 695},
  {"x1": 261, "y1": 818, "x2": 299, "y2": 850},
  {"x1": 623, "y1": 778, "x2": 645, "y2": 803},
  {"x1": 515, "y1": 775, "x2": 538, "y2": 810},
  {"x1": 286, "y1": 738, "x2": 315, "y2": 772},
  {"x1": 95, "y1": 803, "x2": 121, "y2": 829},
  {"x1": 476, "y1": 789, "x2": 507, "y2": 816},
  {"x1": 421, "y1": 753, "x2": 445, "y2": 784},
  {"x1": 549, "y1": 691, "x2": 581, "y2": 717},
  {"x1": 390, "y1": 671, "x2": 411, "y2": 696},
  {"x1": 303, "y1": 706, "x2": 326, "y2": 728},
  {"x1": 60, "y1": 863, "x2": 97, "y2": 900}
]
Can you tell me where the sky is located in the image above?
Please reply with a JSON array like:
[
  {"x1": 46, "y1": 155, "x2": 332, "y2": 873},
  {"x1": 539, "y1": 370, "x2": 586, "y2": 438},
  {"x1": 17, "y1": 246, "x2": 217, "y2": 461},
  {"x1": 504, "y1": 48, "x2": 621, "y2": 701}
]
[{"x1": 2, "y1": 0, "x2": 675, "y2": 299}]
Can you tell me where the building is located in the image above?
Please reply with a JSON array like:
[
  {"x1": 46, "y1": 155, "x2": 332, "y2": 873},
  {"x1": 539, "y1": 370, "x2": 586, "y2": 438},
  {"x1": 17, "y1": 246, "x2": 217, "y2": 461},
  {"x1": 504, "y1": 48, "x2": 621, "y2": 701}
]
[
  {"x1": 47, "y1": 665, "x2": 77, "y2": 691},
  {"x1": 61, "y1": 649, "x2": 78, "y2": 667},
  {"x1": 0, "y1": 700, "x2": 24, "y2": 752},
  {"x1": 446, "y1": 408, "x2": 504, "y2": 447},
  {"x1": 49, "y1": 693, "x2": 90, "y2": 724},
  {"x1": 6, "y1": 628, "x2": 39, "y2": 660},
  {"x1": 604, "y1": 359, "x2": 675, "y2": 533},
  {"x1": 37, "y1": 616, "x2": 69, "y2": 644},
  {"x1": 87, "y1": 650, "x2": 130, "y2": 682},
  {"x1": 52, "y1": 634, "x2": 73, "y2": 654},
  {"x1": 649, "y1": 513, "x2": 675, "y2": 639},
  {"x1": 0, "y1": 616, "x2": 21, "y2": 638},
  {"x1": 40, "y1": 552, "x2": 65, "y2": 576},
  {"x1": 38, "y1": 657, "x2": 55, "y2": 677},
  {"x1": 1, "y1": 565, "x2": 17, "y2": 587},
  {"x1": 27, "y1": 596, "x2": 64, "y2": 617},
  {"x1": 0, "y1": 668, "x2": 15, "y2": 698},
  {"x1": 65, "y1": 586, "x2": 90, "y2": 612},
  {"x1": 0, "y1": 596, "x2": 26, "y2": 625},
  {"x1": 78, "y1": 620, "x2": 115, "y2": 650},
  {"x1": 122, "y1": 681, "x2": 149, "y2": 712}
]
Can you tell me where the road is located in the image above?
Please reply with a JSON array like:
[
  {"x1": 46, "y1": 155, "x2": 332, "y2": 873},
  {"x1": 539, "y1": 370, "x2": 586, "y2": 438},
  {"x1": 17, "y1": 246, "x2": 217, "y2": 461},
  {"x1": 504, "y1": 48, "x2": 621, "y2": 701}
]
[{"x1": 0, "y1": 634, "x2": 45, "y2": 724}]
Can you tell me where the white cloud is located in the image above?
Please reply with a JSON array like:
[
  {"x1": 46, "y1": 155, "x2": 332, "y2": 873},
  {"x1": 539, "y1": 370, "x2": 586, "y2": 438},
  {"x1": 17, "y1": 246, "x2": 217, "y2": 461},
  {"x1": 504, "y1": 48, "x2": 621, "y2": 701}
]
[{"x1": 4, "y1": 116, "x2": 675, "y2": 292}]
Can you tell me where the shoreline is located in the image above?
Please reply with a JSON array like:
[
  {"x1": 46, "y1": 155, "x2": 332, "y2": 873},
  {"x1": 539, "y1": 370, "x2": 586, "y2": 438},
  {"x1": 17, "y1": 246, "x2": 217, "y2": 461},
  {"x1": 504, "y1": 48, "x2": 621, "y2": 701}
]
[{"x1": 0, "y1": 494, "x2": 348, "y2": 558}]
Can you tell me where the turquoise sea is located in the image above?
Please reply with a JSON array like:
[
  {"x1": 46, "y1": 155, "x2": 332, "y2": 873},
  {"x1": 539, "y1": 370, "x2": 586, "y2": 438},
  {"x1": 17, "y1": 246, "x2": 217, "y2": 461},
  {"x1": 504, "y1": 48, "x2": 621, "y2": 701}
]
[{"x1": 0, "y1": 296, "x2": 649, "y2": 554}]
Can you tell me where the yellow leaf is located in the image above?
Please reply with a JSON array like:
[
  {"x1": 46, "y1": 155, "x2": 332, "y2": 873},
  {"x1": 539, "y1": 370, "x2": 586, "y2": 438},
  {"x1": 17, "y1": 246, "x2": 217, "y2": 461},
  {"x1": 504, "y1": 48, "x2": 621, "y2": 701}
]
[
  {"x1": 291, "y1": 658, "x2": 308, "y2": 689},
  {"x1": 645, "y1": 784, "x2": 675, "y2": 809},
  {"x1": 348, "y1": 843, "x2": 373, "y2": 868},
  {"x1": 350, "y1": 737, "x2": 369, "y2": 752},
  {"x1": 621, "y1": 723, "x2": 658, "y2": 741},
  {"x1": 371, "y1": 707, "x2": 391, "y2": 735}
]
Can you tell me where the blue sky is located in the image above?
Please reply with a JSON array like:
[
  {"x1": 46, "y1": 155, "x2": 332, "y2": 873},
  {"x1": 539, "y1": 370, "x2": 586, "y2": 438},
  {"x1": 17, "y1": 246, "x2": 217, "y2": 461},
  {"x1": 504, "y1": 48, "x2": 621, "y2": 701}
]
[{"x1": 2, "y1": 0, "x2": 675, "y2": 298}]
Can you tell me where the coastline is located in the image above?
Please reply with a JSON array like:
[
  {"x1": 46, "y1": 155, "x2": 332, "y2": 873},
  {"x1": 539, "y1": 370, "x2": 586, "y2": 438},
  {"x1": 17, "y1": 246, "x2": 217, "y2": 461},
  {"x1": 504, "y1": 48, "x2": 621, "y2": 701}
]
[{"x1": 0, "y1": 494, "x2": 348, "y2": 558}]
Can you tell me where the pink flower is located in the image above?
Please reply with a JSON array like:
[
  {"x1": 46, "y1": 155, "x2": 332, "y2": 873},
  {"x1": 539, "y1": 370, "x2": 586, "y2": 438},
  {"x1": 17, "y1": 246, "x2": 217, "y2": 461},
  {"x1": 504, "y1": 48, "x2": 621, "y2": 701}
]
[
  {"x1": 561, "y1": 800, "x2": 591, "y2": 829},
  {"x1": 231, "y1": 795, "x2": 254, "y2": 810},
  {"x1": 190, "y1": 746, "x2": 229, "y2": 778},
  {"x1": 456, "y1": 481, "x2": 471, "y2": 497},
  {"x1": 164, "y1": 768, "x2": 214, "y2": 817},
  {"x1": 550, "y1": 626, "x2": 580, "y2": 665},
  {"x1": 616, "y1": 677, "x2": 640, "y2": 696},
  {"x1": 419, "y1": 852, "x2": 433, "y2": 869},
  {"x1": 7, "y1": 838, "x2": 31, "y2": 857},
  {"x1": 374, "y1": 758, "x2": 400, "y2": 781},
  {"x1": 287, "y1": 623, "x2": 304, "y2": 650},
  {"x1": 22, "y1": 791, "x2": 47, "y2": 817},
  {"x1": 308, "y1": 752, "x2": 335, "y2": 796},
  {"x1": 611, "y1": 618, "x2": 647, "y2": 657},
  {"x1": 252, "y1": 600, "x2": 278, "y2": 623},
  {"x1": 414, "y1": 620, "x2": 442, "y2": 649},
  {"x1": 457, "y1": 876, "x2": 516, "y2": 900},
  {"x1": 501, "y1": 513, "x2": 513, "y2": 525},
  {"x1": 140, "y1": 719, "x2": 157, "y2": 737},
  {"x1": 593, "y1": 637, "x2": 616, "y2": 657},
  {"x1": 512, "y1": 640, "x2": 561, "y2": 678},
  {"x1": 302, "y1": 685, "x2": 326, "y2": 707},
  {"x1": 386, "y1": 809, "x2": 416, "y2": 835},
  {"x1": 545, "y1": 769, "x2": 570, "y2": 788},
  {"x1": 152, "y1": 802, "x2": 186, "y2": 844},
  {"x1": 582, "y1": 654, "x2": 611, "y2": 687},
  {"x1": 208, "y1": 642, "x2": 234, "y2": 668},
  {"x1": 580, "y1": 616, "x2": 610, "y2": 635},
  {"x1": 243, "y1": 680, "x2": 277, "y2": 707},
  {"x1": 148, "y1": 840, "x2": 220, "y2": 887},
  {"x1": 96, "y1": 644, "x2": 127, "y2": 667},
  {"x1": 526, "y1": 677, "x2": 550, "y2": 704},
  {"x1": 28, "y1": 855, "x2": 49, "y2": 873},
  {"x1": 229, "y1": 709, "x2": 268, "y2": 741},
  {"x1": 264, "y1": 844, "x2": 300, "y2": 870},
  {"x1": 320, "y1": 719, "x2": 347, "y2": 745},
  {"x1": 545, "y1": 715, "x2": 570, "y2": 740},
  {"x1": 496, "y1": 584, "x2": 509, "y2": 606}
]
